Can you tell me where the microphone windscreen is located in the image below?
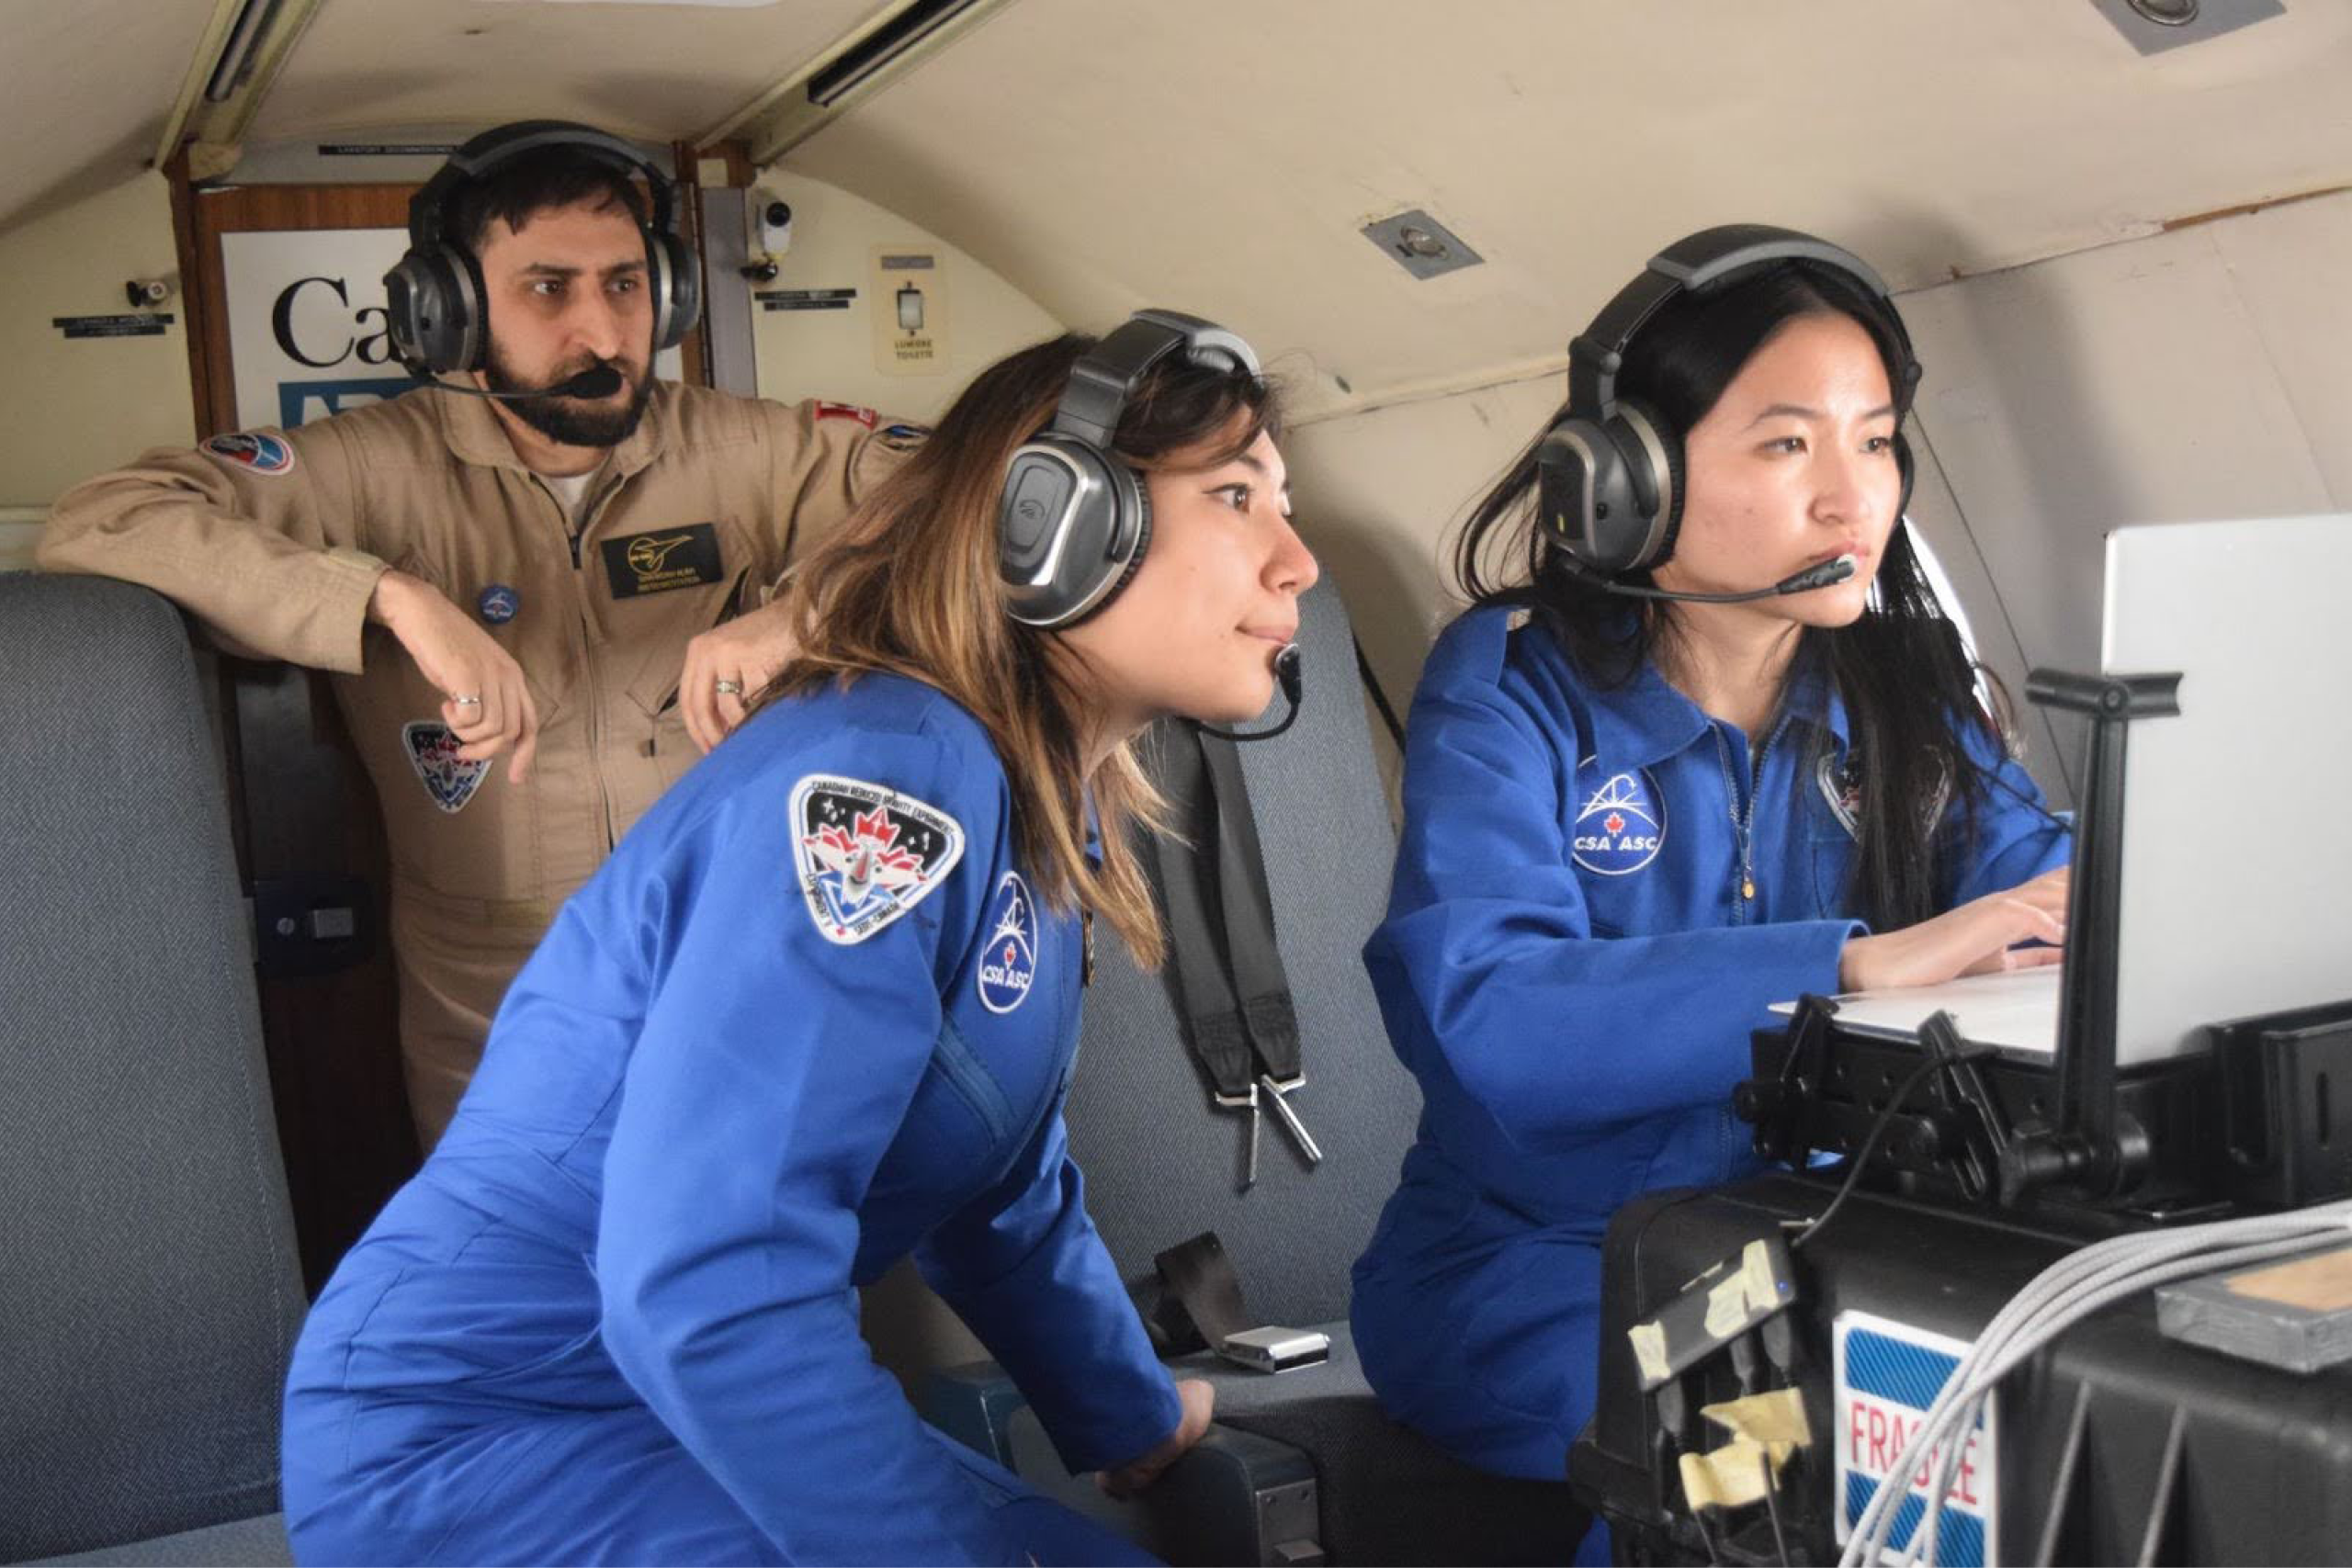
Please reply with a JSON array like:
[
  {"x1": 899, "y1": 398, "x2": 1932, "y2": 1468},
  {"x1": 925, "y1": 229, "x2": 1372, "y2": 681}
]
[
  {"x1": 561, "y1": 365, "x2": 625, "y2": 398},
  {"x1": 1274, "y1": 643, "x2": 1304, "y2": 704}
]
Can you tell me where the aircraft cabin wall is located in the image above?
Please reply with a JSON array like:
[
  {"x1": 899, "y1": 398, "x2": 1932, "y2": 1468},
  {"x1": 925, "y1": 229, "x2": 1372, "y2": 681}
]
[
  {"x1": 0, "y1": 171, "x2": 195, "y2": 570},
  {"x1": 7, "y1": 152, "x2": 2347, "y2": 818},
  {"x1": 1283, "y1": 185, "x2": 2352, "y2": 810},
  {"x1": 0, "y1": 162, "x2": 1062, "y2": 571}
]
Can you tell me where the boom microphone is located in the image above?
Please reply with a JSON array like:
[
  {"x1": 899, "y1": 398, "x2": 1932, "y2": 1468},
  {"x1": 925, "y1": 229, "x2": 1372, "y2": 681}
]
[
  {"x1": 1200, "y1": 643, "x2": 1304, "y2": 743},
  {"x1": 421, "y1": 364, "x2": 628, "y2": 401},
  {"x1": 1574, "y1": 552, "x2": 1860, "y2": 604}
]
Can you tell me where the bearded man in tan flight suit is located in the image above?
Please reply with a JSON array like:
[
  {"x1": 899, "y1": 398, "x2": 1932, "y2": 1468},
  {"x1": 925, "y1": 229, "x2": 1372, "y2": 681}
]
[{"x1": 40, "y1": 123, "x2": 922, "y2": 1147}]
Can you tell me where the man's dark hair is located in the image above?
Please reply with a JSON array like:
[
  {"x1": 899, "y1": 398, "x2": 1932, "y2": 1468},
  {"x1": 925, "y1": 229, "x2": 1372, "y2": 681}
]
[{"x1": 449, "y1": 146, "x2": 650, "y2": 255}]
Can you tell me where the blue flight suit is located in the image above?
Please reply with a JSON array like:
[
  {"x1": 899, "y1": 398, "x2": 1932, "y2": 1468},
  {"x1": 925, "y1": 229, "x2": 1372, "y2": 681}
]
[
  {"x1": 1351, "y1": 606, "x2": 2069, "y2": 1485},
  {"x1": 283, "y1": 673, "x2": 1180, "y2": 1565}
]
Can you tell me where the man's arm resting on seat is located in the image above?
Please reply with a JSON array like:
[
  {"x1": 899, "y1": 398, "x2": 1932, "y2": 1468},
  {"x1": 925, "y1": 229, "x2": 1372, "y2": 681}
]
[{"x1": 36, "y1": 426, "x2": 381, "y2": 672}]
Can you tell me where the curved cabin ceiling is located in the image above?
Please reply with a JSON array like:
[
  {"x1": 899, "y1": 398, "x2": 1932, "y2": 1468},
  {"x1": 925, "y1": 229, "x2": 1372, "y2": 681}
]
[
  {"x1": 786, "y1": 0, "x2": 2352, "y2": 418},
  {"x1": 242, "y1": 0, "x2": 876, "y2": 146},
  {"x1": 0, "y1": 1, "x2": 218, "y2": 231},
  {"x1": 4, "y1": 0, "x2": 2348, "y2": 420}
]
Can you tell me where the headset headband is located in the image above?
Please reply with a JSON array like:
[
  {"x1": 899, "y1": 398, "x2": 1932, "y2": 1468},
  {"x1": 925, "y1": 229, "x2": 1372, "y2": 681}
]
[
  {"x1": 1048, "y1": 309, "x2": 1261, "y2": 448},
  {"x1": 409, "y1": 119, "x2": 680, "y2": 253},
  {"x1": 1567, "y1": 223, "x2": 1918, "y2": 419}
]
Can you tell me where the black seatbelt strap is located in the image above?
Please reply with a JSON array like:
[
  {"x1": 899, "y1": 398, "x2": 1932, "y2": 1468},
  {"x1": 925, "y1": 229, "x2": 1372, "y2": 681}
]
[{"x1": 1144, "y1": 724, "x2": 1321, "y2": 1188}]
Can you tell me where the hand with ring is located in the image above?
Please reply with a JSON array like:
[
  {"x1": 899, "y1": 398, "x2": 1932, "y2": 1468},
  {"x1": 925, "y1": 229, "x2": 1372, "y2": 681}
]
[
  {"x1": 367, "y1": 569, "x2": 541, "y2": 782},
  {"x1": 678, "y1": 599, "x2": 804, "y2": 754}
]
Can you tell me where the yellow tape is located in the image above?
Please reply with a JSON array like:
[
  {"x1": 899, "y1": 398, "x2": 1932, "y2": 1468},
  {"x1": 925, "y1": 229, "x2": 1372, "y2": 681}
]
[
  {"x1": 1679, "y1": 1437, "x2": 1780, "y2": 1513},
  {"x1": 1702, "y1": 1387, "x2": 1813, "y2": 1454},
  {"x1": 1629, "y1": 1321, "x2": 1671, "y2": 1384}
]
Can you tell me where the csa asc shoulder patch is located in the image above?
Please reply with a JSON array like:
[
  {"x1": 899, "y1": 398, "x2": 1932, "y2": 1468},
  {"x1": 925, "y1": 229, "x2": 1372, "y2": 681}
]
[
  {"x1": 976, "y1": 872, "x2": 1038, "y2": 1013},
  {"x1": 813, "y1": 400, "x2": 878, "y2": 427},
  {"x1": 792, "y1": 773, "x2": 966, "y2": 944},
  {"x1": 1570, "y1": 759, "x2": 1667, "y2": 875},
  {"x1": 202, "y1": 431, "x2": 296, "y2": 477},
  {"x1": 402, "y1": 721, "x2": 490, "y2": 814}
]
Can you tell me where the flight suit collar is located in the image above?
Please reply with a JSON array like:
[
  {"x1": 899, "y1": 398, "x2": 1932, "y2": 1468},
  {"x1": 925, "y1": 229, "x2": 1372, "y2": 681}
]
[
  {"x1": 432, "y1": 377, "x2": 672, "y2": 482},
  {"x1": 1575, "y1": 642, "x2": 1850, "y2": 768}
]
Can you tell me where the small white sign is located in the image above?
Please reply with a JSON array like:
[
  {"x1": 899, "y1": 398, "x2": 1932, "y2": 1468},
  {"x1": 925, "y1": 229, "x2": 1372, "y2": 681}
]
[
  {"x1": 871, "y1": 246, "x2": 946, "y2": 377},
  {"x1": 1832, "y1": 1309, "x2": 2000, "y2": 1566}
]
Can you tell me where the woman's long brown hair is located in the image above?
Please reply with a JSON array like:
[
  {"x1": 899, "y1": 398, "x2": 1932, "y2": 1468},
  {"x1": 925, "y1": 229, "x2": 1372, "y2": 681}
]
[{"x1": 758, "y1": 333, "x2": 1280, "y2": 967}]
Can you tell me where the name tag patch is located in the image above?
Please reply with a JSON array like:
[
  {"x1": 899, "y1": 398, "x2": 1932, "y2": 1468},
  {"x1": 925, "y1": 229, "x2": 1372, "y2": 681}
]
[{"x1": 601, "y1": 523, "x2": 724, "y2": 598}]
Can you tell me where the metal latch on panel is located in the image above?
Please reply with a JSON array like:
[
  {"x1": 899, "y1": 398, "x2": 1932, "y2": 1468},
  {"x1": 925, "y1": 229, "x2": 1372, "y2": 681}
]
[
  {"x1": 1361, "y1": 209, "x2": 1484, "y2": 280},
  {"x1": 251, "y1": 874, "x2": 375, "y2": 979}
]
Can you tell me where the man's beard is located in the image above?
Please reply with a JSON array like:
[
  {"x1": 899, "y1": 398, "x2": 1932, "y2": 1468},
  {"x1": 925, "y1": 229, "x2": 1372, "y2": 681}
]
[{"x1": 481, "y1": 347, "x2": 655, "y2": 448}]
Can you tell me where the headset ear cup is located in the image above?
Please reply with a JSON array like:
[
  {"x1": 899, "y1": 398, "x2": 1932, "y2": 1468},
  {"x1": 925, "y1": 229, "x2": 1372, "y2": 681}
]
[
  {"x1": 651, "y1": 231, "x2": 701, "y2": 352},
  {"x1": 1618, "y1": 400, "x2": 1693, "y2": 576},
  {"x1": 1085, "y1": 471, "x2": 1151, "y2": 623},
  {"x1": 1609, "y1": 398, "x2": 1682, "y2": 574},
  {"x1": 999, "y1": 437, "x2": 1149, "y2": 628},
  {"x1": 386, "y1": 244, "x2": 481, "y2": 374},
  {"x1": 1533, "y1": 420, "x2": 1592, "y2": 553}
]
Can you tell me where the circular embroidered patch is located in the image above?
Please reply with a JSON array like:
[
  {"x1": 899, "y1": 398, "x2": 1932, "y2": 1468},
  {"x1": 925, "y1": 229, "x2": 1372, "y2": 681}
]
[
  {"x1": 477, "y1": 583, "x2": 521, "y2": 625},
  {"x1": 201, "y1": 431, "x2": 295, "y2": 476},
  {"x1": 977, "y1": 871, "x2": 1038, "y2": 1014},
  {"x1": 1570, "y1": 760, "x2": 1668, "y2": 876}
]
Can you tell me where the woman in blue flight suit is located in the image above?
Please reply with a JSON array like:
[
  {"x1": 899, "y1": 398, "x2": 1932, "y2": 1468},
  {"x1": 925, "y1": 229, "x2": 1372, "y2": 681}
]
[
  {"x1": 281, "y1": 312, "x2": 1318, "y2": 1565},
  {"x1": 1349, "y1": 229, "x2": 2071, "y2": 1542}
]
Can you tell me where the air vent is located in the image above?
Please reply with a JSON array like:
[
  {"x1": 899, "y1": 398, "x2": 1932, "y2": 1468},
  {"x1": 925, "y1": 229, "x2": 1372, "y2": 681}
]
[
  {"x1": 808, "y1": 0, "x2": 986, "y2": 107},
  {"x1": 2088, "y1": 0, "x2": 2282, "y2": 54},
  {"x1": 1363, "y1": 209, "x2": 1484, "y2": 280}
]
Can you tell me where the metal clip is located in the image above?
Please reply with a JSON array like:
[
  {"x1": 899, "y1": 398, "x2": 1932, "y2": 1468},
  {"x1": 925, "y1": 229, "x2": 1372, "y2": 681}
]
[{"x1": 1260, "y1": 1073, "x2": 1323, "y2": 1165}]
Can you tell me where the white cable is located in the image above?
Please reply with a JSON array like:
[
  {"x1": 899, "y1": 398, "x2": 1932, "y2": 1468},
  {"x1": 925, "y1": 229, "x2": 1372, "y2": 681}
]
[
  {"x1": 1842, "y1": 1202, "x2": 2352, "y2": 1567},
  {"x1": 1871, "y1": 1222, "x2": 2345, "y2": 1568},
  {"x1": 1893, "y1": 1229, "x2": 2334, "y2": 1568}
]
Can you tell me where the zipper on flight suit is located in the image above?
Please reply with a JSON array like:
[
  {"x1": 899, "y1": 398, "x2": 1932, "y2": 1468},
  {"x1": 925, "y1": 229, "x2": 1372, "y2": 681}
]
[
  {"x1": 534, "y1": 470, "x2": 627, "y2": 851},
  {"x1": 1710, "y1": 716, "x2": 1788, "y2": 921}
]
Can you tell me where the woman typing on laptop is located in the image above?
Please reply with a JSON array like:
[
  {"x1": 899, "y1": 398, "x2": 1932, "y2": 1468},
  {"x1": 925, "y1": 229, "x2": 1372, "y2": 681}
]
[{"x1": 1349, "y1": 227, "x2": 2070, "y2": 1555}]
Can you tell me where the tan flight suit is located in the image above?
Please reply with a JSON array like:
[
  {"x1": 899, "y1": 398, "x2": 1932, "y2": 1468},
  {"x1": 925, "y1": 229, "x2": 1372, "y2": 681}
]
[{"x1": 40, "y1": 382, "x2": 920, "y2": 1145}]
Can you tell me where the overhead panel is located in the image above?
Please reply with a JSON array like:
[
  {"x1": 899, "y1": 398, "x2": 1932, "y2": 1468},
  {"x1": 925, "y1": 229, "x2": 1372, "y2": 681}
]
[
  {"x1": 239, "y1": 0, "x2": 877, "y2": 147},
  {"x1": 697, "y1": 0, "x2": 1017, "y2": 166},
  {"x1": 164, "y1": 0, "x2": 332, "y2": 181}
]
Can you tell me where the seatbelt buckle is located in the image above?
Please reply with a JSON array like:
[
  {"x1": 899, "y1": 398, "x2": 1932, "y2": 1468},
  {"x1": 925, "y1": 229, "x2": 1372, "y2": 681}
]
[{"x1": 1217, "y1": 1325, "x2": 1333, "y2": 1374}]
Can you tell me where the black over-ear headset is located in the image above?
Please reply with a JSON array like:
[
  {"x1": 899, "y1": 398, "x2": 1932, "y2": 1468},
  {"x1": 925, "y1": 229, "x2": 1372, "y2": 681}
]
[
  {"x1": 384, "y1": 120, "x2": 702, "y2": 378},
  {"x1": 1535, "y1": 223, "x2": 1922, "y2": 580},
  {"x1": 999, "y1": 310, "x2": 1261, "y2": 629}
]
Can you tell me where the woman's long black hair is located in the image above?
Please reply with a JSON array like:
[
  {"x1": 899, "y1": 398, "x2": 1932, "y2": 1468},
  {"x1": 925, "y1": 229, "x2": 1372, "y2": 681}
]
[{"x1": 1454, "y1": 264, "x2": 2008, "y2": 931}]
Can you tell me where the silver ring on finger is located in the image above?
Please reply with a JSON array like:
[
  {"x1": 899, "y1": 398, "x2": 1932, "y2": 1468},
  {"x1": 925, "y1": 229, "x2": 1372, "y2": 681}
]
[
  {"x1": 714, "y1": 679, "x2": 743, "y2": 697},
  {"x1": 451, "y1": 694, "x2": 483, "y2": 707}
]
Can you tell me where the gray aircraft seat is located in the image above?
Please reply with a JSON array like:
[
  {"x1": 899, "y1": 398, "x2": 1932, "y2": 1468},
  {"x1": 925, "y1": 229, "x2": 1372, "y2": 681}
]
[
  {"x1": 929, "y1": 581, "x2": 1586, "y2": 1564},
  {"x1": 0, "y1": 574, "x2": 301, "y2": 1567}
]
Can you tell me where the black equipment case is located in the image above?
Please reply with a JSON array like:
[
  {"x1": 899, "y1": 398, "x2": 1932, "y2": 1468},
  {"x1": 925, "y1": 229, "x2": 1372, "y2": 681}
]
[{"x1": 1569, "y1": 1170, "x2": 2352, "y2": 1565}]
